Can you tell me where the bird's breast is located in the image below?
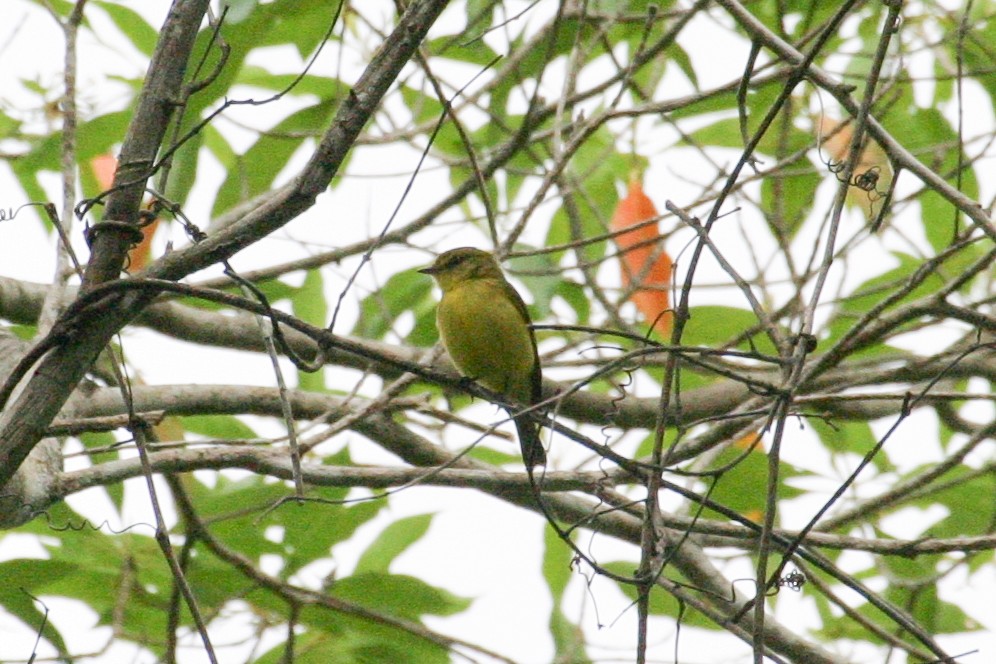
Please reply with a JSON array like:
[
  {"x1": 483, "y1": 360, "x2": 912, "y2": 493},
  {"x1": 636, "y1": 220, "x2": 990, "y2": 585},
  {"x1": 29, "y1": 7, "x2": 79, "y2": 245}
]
[{"x1": 436, "y1": 280, "x2": 535, "y2": 401}]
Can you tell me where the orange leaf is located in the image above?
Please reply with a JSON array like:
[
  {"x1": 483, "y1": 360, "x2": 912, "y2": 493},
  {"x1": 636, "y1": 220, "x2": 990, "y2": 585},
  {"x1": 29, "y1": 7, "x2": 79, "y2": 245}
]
[
  {"x1": 610, "y1": 178, "x2": 673, "y2": 336},
  {"x1": 817, "y1": 116, "x2": 893, "y2": 222},
  {"x1": 90, "y1": 153, "x2": 118, "y2": 190},
  {"x1": 742, "y1": 508, "x2": 764, "y2": 523},
  {"x1": 128, "y1": 218, "x2": 158, "y2": 271},
  {"x1": 89, "y1": 153, "x2": 159, "y2": 270},
  {"x1": 733, "y1": 431, "x2": 762, "y2": 450}
]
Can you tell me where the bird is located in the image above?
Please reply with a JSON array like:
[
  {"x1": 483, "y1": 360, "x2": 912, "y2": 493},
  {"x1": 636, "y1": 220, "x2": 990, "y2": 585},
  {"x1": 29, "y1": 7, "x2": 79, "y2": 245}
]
[{"x1": 419, "y1": 247, "x2": 546, "y2": 468}]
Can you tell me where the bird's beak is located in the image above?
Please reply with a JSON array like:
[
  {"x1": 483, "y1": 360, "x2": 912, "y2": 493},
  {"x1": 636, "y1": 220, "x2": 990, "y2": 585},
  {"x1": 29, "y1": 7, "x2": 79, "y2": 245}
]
[{"x1": 418, "y1": 264, "x2": 437, "y2": 275}]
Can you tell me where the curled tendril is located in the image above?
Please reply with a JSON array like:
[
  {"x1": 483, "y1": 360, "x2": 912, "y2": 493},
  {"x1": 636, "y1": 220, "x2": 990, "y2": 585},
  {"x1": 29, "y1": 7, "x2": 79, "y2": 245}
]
[
  {"x1": 0, "y1": 202, "x2": 51, "y2": 222},
  {"x1": 37, "y1": 509, "x2": 157, "y2": 535},
  {"x1": 778, "y1": 570, "x2": 806, "y2": 592},
  {"x1": 827, "y1": 161, "x2": 888, "y2": 204},
  {"x1": 853, "y1": 165, "x2": 881, "y2": 192}
]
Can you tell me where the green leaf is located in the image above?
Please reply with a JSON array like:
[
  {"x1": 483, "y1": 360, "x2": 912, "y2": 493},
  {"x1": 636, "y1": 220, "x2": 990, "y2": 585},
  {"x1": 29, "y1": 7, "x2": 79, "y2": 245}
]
[
  {"x1": 287, "y1": 609, "x2": 451, "y2": 664},
  {"x1": 911, "y1": 469, "x2": 996, "y2": 543},
  {"x1": 183, "y1": 475, "x2": 292, "y2": 558},
  {"x1": 602, "y1": 561, "x2": 718, "y2": 628},
  {"x1": 544, "y1": 527, "x2": 592, "y2": 663},
  {"x1": 880, "y1": 555, "x2": 975, "y2": 634},
  {"x1": 681, "y1": 305, "x2": 777, "y2": 355},
  {"x1": 353, "y1": 268, "x2": 434, "y2": 342},
  {"x1": 955, "y1": 10, "x2": 996, "y2": 114},
  {"x1": 666, "y1": 40, "x2": 698, "y2": 89},
  {"x1": 237, "y1": 67, "x2": 348, "y2": 99},
  {"x1": 5, "y1": 324, "x2": 37, "y2": 341},
  {"x1": 425, "y1": 33, "x2": 499, "y2": 66},
  {"x1": 211, "y1": 100, "x2": 336, "y2": 217},
  {"x1": 93, "y1": 2, "x2": 159, "y2": 56},
  {"x1": 278, "y1": 492, "x2": 383, "y2": 578},
  {"x1": 27, "y1": 0, "x2": 73, "y2": 15},
  {"x1": 808, "y1": 419, "x2": 893, "y2": 472},
  {"x1": 224, "y1": 0, "x2": 259, "y2": 23},
  {"x1": 670, "y1": 88, "x2": 739, "y2": 120},
  {"x1": 553, "y1": 279, "x2": 590, "y2": 326},
  {"x1": 0, "y1": 108, "x2": 22, "y2": 140},
  {"x1": 254, "y1": 629, "x2": 446, "y2": 664},
  {"x1": 508, "y1": 248, "x2": 562, "y2": 320},
  {"x1": 464, "y1": 0, "x2": 496, "y2": 33},
  {"x1": 181, "y1": 414, "x2": 259, "y2": 440},
  {"x1": 161, "y1": 132, "x2": 203, "y2": 208},
  {"x1": 331, "y1": 573, "x2": 471, "y2": 620},
  {"x1": 78, "y1": 431, "x2": 126, "y2": 508},
  {"x1": 825, "y1": 252, "x2": 943, "y2": 357},
  {"x1": 0, "y1": 559, "x2": 74, "y2": 657},
  {"x1": 261, "y1": 0, "x2": 343, "y2": 58},
  {"x1": 400, "y1": 85, "x2": 445, "y2": 125},
  {"x1": 634, "y1": 425, "x2": 681, "y2": 459},
  {"x1": 883, "y1": 106, "x2": 977, "y2": 252},
  {"x1": 353, "y1": 514, "x2": 434, "y2": 575},
  {"x1": 29, "y1": 525, "x2": 176, "y2": 643},
  {"x1": 467, "y1": 444, "x2": 520, "y2": 466},
  {"x1": 760, "y1": 151, "x2": 820, "y2": 238},
  {"x1": 181, "y1": 545, "x2": 252, "y2": 610},
  {"x1": 77, "y1": 111, "x2": 132, "y2": 162},
  {"x1": 685, "y1": 117, "x2": 743, "y2": 149},
  {"x1": 293, "y1": 269, "x2": 328, "y2": 392},
  {"x1": 545, "y1": 125, "x2": 630, "y2": 266},
  {"x1": 174, "y1": 278, "x2": 295, "y2": 312},
  {"x1": 703, "y1": 439, "x2": 805, "y2": 521},
  {"x1": 542, "y1": 525, "x2": 572, "y2": 600},
  {"x1": 185, "y1": 473, "x2": 383, "y2": 575},
  {"x1": 202, "y1": 123, "x2": 237, "y2": 168}
]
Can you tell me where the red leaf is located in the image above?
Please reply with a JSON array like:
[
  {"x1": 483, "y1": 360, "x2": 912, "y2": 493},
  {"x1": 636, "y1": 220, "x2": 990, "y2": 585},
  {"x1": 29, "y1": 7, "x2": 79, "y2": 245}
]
[{"x1": 610, "y1": 178, "x2": 673, "y2": 336}]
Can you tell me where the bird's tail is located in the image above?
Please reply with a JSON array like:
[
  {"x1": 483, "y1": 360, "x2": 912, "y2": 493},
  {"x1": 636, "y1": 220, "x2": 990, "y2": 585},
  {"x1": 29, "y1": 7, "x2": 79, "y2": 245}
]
[{"x1": 514, "y1": 414, "x2": 546, "y2": 468}]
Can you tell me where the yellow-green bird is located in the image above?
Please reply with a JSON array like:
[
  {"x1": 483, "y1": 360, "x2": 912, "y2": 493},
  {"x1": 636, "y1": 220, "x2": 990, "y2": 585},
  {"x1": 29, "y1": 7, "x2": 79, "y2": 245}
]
[{"x1": 419, "y1": 247, "x2": 546, "y2": 468}]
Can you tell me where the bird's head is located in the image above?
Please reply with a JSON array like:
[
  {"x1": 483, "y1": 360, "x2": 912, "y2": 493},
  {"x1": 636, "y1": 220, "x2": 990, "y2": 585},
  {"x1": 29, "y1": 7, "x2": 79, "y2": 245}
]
[{"x1": 419, "y1": 247, "x2": 504, "y2": 291}]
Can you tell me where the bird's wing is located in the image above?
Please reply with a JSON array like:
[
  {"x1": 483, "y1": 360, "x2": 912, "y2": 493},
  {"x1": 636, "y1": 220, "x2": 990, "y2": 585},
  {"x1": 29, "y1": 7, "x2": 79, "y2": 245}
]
[{"x1": 496, "y1": 278, "x2": 542, "y2": 405}]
